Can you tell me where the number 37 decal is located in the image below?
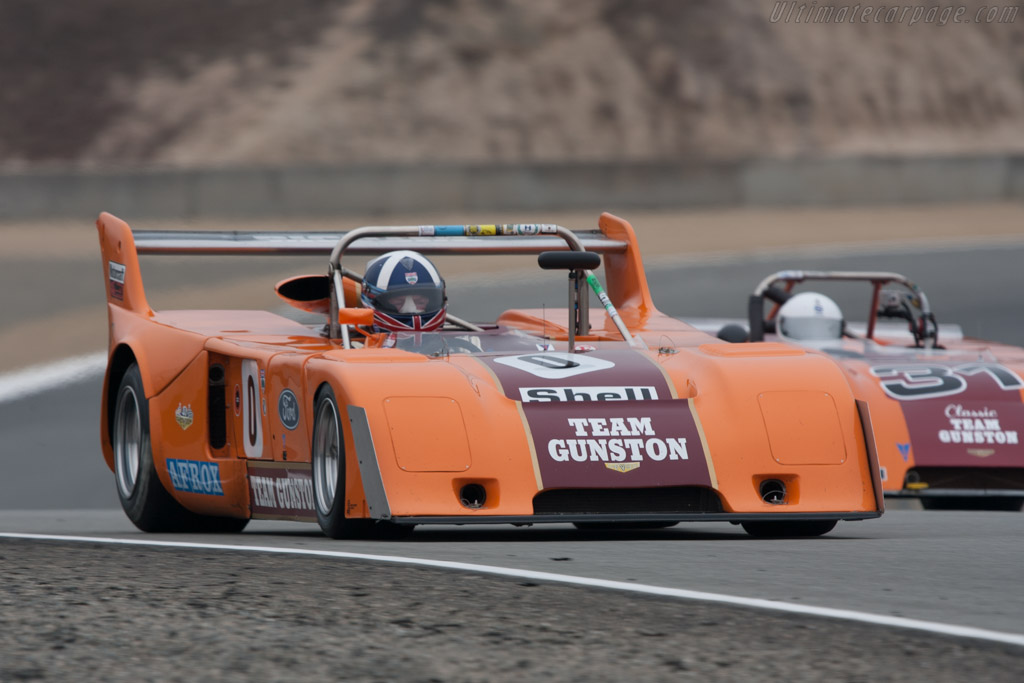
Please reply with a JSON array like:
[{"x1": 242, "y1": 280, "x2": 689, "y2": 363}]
[{"x1": 871, "y1": 363, "x2": 1024, "y2": 401}]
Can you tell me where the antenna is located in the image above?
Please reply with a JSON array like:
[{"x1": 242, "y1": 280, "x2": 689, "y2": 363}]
[{"x1": 541, "y1": 303, "x2": 547, "y2": 343}]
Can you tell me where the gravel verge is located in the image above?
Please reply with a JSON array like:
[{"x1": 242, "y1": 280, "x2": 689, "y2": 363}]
[{"x1": 1, "y1": 540, "x2": 1021, "y2": 682}]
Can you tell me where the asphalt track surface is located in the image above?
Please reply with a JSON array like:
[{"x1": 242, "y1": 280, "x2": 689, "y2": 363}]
[{"x1": 3, "y1": 243, "x2": 1024, "y2": 679}]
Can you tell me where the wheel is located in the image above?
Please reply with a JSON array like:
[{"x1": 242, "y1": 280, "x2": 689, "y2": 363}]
[
  {"x1": 741, "y1": 520, "x2": 837, "y2": 538},
  {"x1": 921, "y1": 497, "x2": 1024, "y2": 511},
  {"x1": 573, "y1": 521, "x2": 678, "y2": 530},
  {"x1": 113, "y1": 363, "x2": 248, "y2": 533},
  {"x1": 311, "y1": 384, "x2": 412, "y2": 539}
]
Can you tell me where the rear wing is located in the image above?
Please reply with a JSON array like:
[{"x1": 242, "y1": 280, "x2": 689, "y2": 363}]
[
  {"x1": 96, "y1": 211, "x2": 656, "y2": 341},
  {"x1": 129, "y1": 226, "x2": 627, "y2": 255}
]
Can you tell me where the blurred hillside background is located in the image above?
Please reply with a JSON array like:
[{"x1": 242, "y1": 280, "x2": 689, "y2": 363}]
[
  {"x1": 3, "y1": 0, "x2": 1023, "y2": 167},
  {"x1": 2, "y1": 0, "x2": 1024, "y2": 370},
  {"x1": 0, "y1": 0, "x2": 1022, "y2": 217}
]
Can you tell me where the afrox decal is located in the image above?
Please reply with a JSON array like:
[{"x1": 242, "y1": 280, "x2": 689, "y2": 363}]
[{"x1": 166, "y1": 459, "x2": 223, "y2": 496}]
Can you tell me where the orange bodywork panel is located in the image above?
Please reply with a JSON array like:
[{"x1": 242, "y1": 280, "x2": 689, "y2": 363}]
[{"x1": 97, "y1": 211, "x2": 883, "y2": 527}]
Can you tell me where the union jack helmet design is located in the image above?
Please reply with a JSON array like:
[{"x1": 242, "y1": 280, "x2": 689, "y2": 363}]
[{"x1": 360, "y1": 250, "x2": 447, "y2": 332}]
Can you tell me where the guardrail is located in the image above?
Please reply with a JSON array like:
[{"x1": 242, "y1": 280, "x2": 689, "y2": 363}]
[{"x1": 2, "y1": 155, "x2": 1022, "y2": 219}]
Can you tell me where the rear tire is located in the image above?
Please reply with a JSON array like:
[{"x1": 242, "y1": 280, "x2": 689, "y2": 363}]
[
  {"x1": 741, "y1": 520, "x2": 837, "y2": 538},
  {"x1": 113, "y1": 363, "x2": 248, "y2": 533},
  {"x1": 311, "y1": 384, "x2": 412, "y2": 539}
]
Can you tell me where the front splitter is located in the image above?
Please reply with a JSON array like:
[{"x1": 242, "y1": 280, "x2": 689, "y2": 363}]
[{"x1": 388, "y1": 511, "x2": 882, "y2": 525}]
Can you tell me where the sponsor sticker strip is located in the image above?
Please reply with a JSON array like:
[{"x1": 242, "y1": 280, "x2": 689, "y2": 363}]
[
  {"x1": 108, "y1": 261, "x2": 126, "y2": 301},
  {"x1": 417, "y1": 224, "x2": 558, "y2": 237},
  {"x1": 247, "y1": 463, "x2": 315, "y2": 521}
]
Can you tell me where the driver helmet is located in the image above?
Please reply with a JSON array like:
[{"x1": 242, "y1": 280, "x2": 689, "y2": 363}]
[
  {"x1": 360, "y1": 250, "x2": 447, "y2": 332},
  {"x1": 777, "y1": 292, "x2": 843, "y2": 341}
]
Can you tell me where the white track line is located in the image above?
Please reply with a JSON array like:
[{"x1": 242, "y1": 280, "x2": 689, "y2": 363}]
[
  {"x1": 2, "y1": 532, "x2": 1022, "y2": 648},
  {"x1": 0, "y1": 352, "x2": 106, "y2": 405}
]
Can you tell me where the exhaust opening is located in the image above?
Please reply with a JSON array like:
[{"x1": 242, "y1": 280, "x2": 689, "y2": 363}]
[
  {"x1": 459, "y1": 483, "x2": 487, "y2": 509},
  {"x1": 760, "y1": 479, "x2": 787, "y2": 505}
]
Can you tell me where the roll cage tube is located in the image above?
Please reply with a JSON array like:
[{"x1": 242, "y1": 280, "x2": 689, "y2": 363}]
[
  {"x1": 327, "y1": 224, "x2": 640, "y2": 349},
  {"x1": 748, "y1": 270, "x2": 937, "y2": 347},
  {"x1": 129, "y1": 224, "x2": 631, "y2": 348}
]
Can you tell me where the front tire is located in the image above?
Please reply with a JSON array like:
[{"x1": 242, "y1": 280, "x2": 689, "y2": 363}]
[
  {"x1": 113, "y1": 363, "x2": 248, "y2": 533},
  {"x1": 311, "y1": 385, "x2": 412, "y2": 539},
  {"x1": 741, "y1": 520, "x2": 837, "y2": 538}
]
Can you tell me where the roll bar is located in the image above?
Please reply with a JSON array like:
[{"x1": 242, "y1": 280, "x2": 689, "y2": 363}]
[
  {"x1": 132, "y1": 224, "x2": 635, "y2": 348},
  {"x1": 749, "y1": 270, "x2": 937, "y2": 348},
  {"x1": 132, "y1": 228, "x2": 627, "y2": 256},
  {"x1": 326, "y1": 224, "x2": 639, "y2": 348}
]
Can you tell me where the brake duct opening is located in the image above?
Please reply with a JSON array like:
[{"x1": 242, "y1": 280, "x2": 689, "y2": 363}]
[
  {"x1": 459, "y1": 483, "x2": 487, "y2": 509},
  {"x1": 760, "y1": 479, "x2": 787, "y2": 504}
]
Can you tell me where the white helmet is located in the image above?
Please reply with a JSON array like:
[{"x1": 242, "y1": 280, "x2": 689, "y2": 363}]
[{"x1": 777, "y1": 292, "x2": 843, "y2": 341}]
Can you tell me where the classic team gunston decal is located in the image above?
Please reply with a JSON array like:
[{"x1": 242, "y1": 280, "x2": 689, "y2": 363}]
[{"x1": 938, "y1": 404, "x2": 1018, "y2": 447}]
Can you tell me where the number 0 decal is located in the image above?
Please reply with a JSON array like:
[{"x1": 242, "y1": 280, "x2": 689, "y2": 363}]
[
  {"x1": 493, "y1": 352, "x2": 615, "y2": 379},
  {"x1": 241, "y1": 359, "x2": 264, "y2": 458}
]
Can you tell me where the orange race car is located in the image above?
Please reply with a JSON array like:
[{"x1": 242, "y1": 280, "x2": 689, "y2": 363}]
[
  {"x1": 702, "y1": 270, "x2": 1024, "y2": 511},
  {"x1": 97, "y1": 211, "x2": 884, "y2": 538}
]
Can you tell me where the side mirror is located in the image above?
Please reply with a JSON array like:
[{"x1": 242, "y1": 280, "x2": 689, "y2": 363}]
[
  {"x1": 538, "y1": 251, "x2": 601, "y2": 271},
  {"x1": 339, "y1": 308, "x2": 374, "y2": 327}
]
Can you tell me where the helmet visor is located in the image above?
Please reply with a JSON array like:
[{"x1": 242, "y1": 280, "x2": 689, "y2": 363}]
[
  {"x1": 374, "y1": 287, "x2": 445, "y2": 315},
  {"x1": 779, "y1": 316, "x2": 843, "y2": 341}
]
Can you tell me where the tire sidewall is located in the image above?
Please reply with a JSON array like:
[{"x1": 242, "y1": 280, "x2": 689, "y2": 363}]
[
  {"x1": 114, "y1": 365, "x2": 158, "y2": 523},
  {"x1": 312, "y1": 385, "x2": 347, "y2": 535}
]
